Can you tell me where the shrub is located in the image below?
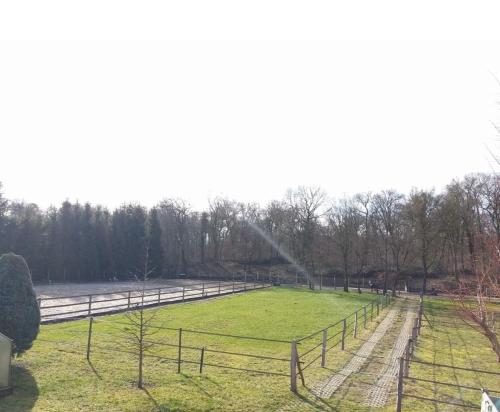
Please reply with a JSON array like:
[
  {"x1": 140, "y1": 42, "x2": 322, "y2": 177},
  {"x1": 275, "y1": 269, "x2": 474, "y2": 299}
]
[{"x1": 0, "y1": 253, "x2": 40, "y2": 355}]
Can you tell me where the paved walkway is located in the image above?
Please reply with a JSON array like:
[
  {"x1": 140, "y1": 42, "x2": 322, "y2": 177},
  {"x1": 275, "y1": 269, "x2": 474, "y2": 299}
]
[
  {"x1": 311, "y1": 300, "x2": 402, "y2": 398},
  {"x1": 364, "y1": 300, "x2": 417, "y2": 407}
]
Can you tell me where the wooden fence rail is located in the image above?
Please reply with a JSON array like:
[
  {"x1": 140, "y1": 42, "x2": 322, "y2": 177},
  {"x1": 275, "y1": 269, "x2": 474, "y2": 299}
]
[{"x1": 39, "y1": 281, "x2": 270, "y2": 322}]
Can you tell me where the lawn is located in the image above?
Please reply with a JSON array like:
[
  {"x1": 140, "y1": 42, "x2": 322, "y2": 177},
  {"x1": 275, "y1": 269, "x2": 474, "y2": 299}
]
[
  {"x1": 1, "y1": 287, "x2": 387, "y2": 412},
  {"x1": 401, "y1": 298, "x2": 500, "y2": 411}
]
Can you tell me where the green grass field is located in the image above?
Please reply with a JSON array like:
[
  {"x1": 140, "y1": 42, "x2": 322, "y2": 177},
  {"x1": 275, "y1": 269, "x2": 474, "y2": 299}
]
[
  {"x1": 401, "y1": 298, "x2": 500, "y2": 411},
  {"x1": 2, "y1": 287, "x2": 387, "y2": 412}
]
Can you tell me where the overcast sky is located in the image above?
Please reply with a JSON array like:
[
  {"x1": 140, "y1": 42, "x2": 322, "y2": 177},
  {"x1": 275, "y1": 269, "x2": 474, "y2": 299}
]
[{"x1": 1, "y1": 1, "x2": 500, "y2": 210}]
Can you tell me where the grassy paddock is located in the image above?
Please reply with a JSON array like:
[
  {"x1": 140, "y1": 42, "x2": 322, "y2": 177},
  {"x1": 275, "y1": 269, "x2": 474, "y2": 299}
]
[
  {"x1": 2, "y1": 287, "x2": 387, "y2": 412},
  {"x1": 401, "y1": 298, "x2": 500, "y2": 411}
]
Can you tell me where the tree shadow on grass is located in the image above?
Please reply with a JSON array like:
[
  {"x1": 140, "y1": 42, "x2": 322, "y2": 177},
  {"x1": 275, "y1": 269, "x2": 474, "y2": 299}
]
[
  {"x1": 86, "y1": 360, "x2": 103, "y2": 380},
  {"x1": 142, "y1": 387, "x2": 200, "y2": 412},
  {"x1": 1, "y1": 365, "x2": 39, "y2": 411}
]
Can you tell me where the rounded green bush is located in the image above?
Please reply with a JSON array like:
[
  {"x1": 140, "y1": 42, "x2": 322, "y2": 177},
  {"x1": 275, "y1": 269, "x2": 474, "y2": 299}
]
[{"x1": 0, "y1": 253, "x2": 40, "y2": 355}]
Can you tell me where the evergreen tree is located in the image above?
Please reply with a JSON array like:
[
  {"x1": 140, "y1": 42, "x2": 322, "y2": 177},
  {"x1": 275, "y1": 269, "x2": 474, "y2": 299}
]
[
  {"x1": 148, "y1": 208, "x2": 163, "y2": 277},
  {"x1": 0, "y1": 182, "x2": 8, "y2": 254},
  {"x1": 0, "y1": 253, "x2": 40, "y2": 355}
]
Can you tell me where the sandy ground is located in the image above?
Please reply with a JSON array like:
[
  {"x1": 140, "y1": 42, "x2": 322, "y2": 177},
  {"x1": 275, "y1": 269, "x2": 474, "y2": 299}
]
[{"x1": 35, "y1": 279, "x2": 259, "y2": 321}]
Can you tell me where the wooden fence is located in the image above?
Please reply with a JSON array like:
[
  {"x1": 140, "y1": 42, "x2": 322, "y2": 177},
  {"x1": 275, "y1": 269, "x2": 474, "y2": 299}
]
[
  {"x1": 83, "y1": 293, "x2": 393, "y2": 392},
  {"x1": 36, "y1": 287, "x2": 395, "y2": 394},
  {"x1": 396, "y1": 298, "x2": 500, "y2": 411},
  {"x1": 291, "y1": 293, "x2": 393, "y2": 392},
  {"x1": 39, "y1": 281, "x2": 269, "y2": 322}
]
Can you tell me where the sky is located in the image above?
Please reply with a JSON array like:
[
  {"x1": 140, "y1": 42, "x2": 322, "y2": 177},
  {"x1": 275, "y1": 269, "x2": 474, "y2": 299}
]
[{"x1": 1, "y1": 1, "x2": 500, "y2": 211}]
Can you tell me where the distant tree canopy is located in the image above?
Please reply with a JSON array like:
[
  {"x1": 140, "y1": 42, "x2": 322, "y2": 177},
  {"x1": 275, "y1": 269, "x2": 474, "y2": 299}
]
[
  {"x1": 0, "y1": 173, "x2": 499, "y2": 292},
  {"x1": 0, "y1": 253, "x2": 40, "y2": 355}
]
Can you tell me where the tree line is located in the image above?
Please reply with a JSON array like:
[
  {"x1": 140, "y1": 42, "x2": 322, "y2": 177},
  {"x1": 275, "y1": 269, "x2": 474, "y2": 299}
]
[{"x1": 0, "y1": 173, "x2": 498, "y2": 292}]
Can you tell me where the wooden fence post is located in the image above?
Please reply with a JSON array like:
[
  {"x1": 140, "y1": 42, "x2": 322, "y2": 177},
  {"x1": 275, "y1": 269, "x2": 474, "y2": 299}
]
[
  {"x1": 396, "y1": 357, "x2": 404, "y2": 412},
  {"x1": 158, "y1": 288, "x2": 161, "y2": 304},
  {"x1": 404, "y1": 339, "x2": 411, "y2": 377},
  {"x1": 341, "y1": 319, "x2": 346, "y2": 350},
  {"x1": 37, "y1": 298, "x2": 42, "y2": 308},
  {"x1": 88, "y1": 295, "x2": 93, "y2": 316},
  {"x1": 371, "y1": 302, "x2": 374, "y2": 321},
  {"x1": 202, "y1": 283, "x2": 205, "y2": 296},
  {"x1": 321, "y1": 329, "x2": 327, "y2": 367},
  {"x1": 127, "y1": 291, "x2": 131, "y2": 309},
  {"x1": 86, "y1": 316, "x2": 93, "y2": 360},
  {"x1": 232, "y1": 281, "x2": 235, "y2": 293},
  {"x1": 377, "y1": 301, "x2": 379, "y2": 316},
  {"x1": 177, "y1": 328, "x2": 183, "y2": 373},
  {"x1": 290, "y1": 340, "x2": 298, "y2": 392},
  {"x1": 182, "y1": 286, "x2": 185, "y2": 302},
  {"x1": 218, "y1": 281, "x2": 221, "y2": 295},
  {"x1": 199, "y1": 347, "x2": 205, "y2": 374},
  {"x1": 334, "y1": 275, "x2": 336, "y2": 290},
  {"x1": 363, "y1": 306, "x2": 367, "y2": 328},
  {"x1": 354, "y1": 312, "x2": 358, "y2": 338}
]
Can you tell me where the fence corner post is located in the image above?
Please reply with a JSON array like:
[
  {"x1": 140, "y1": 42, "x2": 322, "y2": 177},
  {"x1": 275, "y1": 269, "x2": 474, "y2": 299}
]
[{"x1": 290, "y1": 340, "x2": 297, "y2": 392}]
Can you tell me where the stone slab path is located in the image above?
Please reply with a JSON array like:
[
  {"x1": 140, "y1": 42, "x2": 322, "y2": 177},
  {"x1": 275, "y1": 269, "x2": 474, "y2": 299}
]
[
  {"x1": 311, "y1": 300, "x2": 402, "y2": 398},
  {"x1": 364, "y1": 300, "x2": 417, "y2": 407}
]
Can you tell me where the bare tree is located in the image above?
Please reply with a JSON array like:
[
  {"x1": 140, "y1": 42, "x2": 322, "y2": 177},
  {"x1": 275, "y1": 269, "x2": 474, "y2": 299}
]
[
  {"x1": 407, "y1": 189, "x2": 442, "y2": 296},
  {"x1": 329, "y1": 199, "x2": 359, "y2": 292},
  {"x1": 121, "y1": 252, "x2": 158, "y2": 389},
  {"x1": 208, "y1": 198, "x2": 237, "y2": 262},
  {"x1": 286, "y1": 186, "x2": 327, "y2": 288},
  {"x1": 372, "y1": 190, "x2": 413, "y2": 294},
  {"x1": 159, "y1": 199, "x2": 191, "y2": 273},
  {"x1": 451, "y1": 236, "x2": 500, "y2": 361}
]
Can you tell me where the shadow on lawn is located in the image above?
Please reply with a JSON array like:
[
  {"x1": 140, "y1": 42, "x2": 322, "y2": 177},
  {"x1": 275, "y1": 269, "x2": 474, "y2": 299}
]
[
  {"x1": 142, "y1": 387, "x2": 199, "y2": 412},
  {"x1": 3, "y1": 365, "x2": 39, "y2": 411}
]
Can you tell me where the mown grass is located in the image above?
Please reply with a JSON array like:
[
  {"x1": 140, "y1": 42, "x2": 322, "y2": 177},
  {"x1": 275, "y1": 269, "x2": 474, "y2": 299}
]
[
  {"x1": 1, "y1": 287, "x2": 387, "y2": 412},
  {"x1": 401, "y1": 298, "x2": 500, "y2": 412}
]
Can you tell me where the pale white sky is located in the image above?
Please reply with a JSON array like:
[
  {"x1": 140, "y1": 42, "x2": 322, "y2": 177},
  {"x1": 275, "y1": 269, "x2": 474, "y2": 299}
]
[{"x1": 1, "y1": 1, "x2": 500, "y2": 210}]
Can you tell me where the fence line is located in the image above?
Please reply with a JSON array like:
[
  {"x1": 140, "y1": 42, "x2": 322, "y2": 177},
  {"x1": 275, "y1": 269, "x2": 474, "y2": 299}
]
[
  {"x1": 39, "y1": 285, "x2": 396, "y2": 394},
  {"x1": 290, "y1": 293, "x2": 394, "y2": 392},
  {"x1": 396, "y1": 298, "x2": 499, "y2": 411},
  {"x1": 39, "y1": 281, "x2": 270, "y2": 322}
]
